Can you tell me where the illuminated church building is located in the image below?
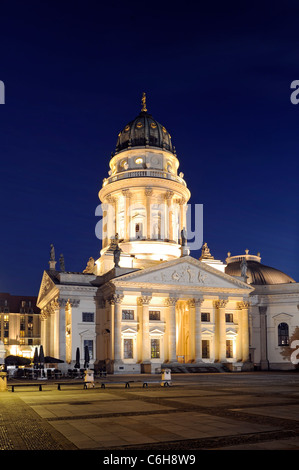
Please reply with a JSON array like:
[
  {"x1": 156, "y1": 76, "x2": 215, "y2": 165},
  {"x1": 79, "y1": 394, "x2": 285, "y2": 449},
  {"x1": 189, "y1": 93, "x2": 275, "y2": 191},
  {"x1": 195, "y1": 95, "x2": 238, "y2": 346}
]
[{"x1": 37, "y1": 97, "x2": 299, "y2": 374}]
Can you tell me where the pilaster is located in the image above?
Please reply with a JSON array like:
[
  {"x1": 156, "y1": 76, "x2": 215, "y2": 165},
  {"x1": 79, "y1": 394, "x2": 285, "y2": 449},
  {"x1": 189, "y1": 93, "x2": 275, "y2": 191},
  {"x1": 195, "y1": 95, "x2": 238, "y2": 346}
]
[
  {"x1": 164, "y1": 296, "x2": 178, "y2": 362},
  {"x1": 214, "y1": 298, "x2": 229, "y2": 362},
  {"x1": 238, "y1": 300, "x2": 251, "y2": 362},
  {"x1": 138, "y1": 294, "x2": 152, "y2": 363}
]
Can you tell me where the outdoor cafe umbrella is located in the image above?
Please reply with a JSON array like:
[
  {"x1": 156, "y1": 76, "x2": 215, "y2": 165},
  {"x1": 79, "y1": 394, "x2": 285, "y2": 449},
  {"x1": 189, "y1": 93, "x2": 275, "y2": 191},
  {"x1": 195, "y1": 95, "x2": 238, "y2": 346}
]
[
  {"x1": 74, "y1": 347, "x2": 80, "y2": 369},
  {"x1": 44, "y1": 356, "x2": 64, "y2": 364},
  {"x1": 5, "y1": 355, "x2": 31, "y2": 366},
  {"x1": 33, "y1": 347, "x2": 39, "y2": 369},
  {"x1": 38, "y1": 345, "x2": 45, "y2": 369},
  {"x1": 84, "y1": 345, "x2": 89, "y2": 369}
]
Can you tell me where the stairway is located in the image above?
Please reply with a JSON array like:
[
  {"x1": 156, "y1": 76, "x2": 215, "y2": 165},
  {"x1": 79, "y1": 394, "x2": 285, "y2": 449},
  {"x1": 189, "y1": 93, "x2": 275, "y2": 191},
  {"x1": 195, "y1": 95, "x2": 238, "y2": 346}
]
[{"x1": 161, "y1": 363, "x2": 229, "y2": 373}]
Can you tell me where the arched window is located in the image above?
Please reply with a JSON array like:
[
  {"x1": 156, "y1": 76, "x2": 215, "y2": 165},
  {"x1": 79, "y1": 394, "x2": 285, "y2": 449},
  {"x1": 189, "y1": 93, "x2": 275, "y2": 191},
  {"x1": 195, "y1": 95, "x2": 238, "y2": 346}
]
[{"x1": 278, "y1": 323, "x2": 289, "y2": 346}]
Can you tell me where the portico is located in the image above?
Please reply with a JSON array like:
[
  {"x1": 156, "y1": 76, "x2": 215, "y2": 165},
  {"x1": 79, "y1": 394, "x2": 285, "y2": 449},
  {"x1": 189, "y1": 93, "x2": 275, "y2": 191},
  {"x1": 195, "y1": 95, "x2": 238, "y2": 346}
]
[{"x1": 96, "y1": 256, "x2": 253, "y2": 373}]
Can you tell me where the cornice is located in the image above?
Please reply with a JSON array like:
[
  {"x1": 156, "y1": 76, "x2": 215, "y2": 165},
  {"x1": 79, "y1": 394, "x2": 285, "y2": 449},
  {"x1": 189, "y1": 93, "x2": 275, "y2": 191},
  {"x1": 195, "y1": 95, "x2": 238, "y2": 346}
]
[{"x1": 99, "y1": 176, "x2": 190, "y2": 202}]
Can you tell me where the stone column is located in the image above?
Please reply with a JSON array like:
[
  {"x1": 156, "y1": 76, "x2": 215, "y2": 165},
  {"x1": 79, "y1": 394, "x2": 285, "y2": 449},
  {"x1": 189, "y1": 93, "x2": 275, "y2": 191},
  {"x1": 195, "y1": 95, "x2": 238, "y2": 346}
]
[
  {"x1": 194, "y1": 298, "x2": 204, "y2": 362},
  {"x1": 55, "y1": 298, "x2": 67, "y2": 363},
  {"x1": 138, "y1": 294, "x2": 152, "y2": 363},
  {"x1": 112, "y1": 294, "x2": 124, "y2": 364},
  {"x1": 122, "y1": 189, "x2": 131, "y2": 241},
  {"x1": 165, "y1": 190, "x2": 174, "y2": 241},
  {"x1": 165, "y1": 297, "x2": 178, "y2": 362},
  {"x1": 238, "y1": 300, "x2": 251, "y2": 362},
  {"x1": 214, "y1": 299, "x2": 228, "y2": 362},
  {"x1": 259, "y1": 306, "x2": 269, "y2": 370},
  {"x1": 106, "y1": 194, "x2": 116, "y2": 241},
  {"x1": 145, "y1": 188, "x2": 153, "y2": 240},
  {"x1": 179, "y1": 197, "x2": 186, "y2": 235}
]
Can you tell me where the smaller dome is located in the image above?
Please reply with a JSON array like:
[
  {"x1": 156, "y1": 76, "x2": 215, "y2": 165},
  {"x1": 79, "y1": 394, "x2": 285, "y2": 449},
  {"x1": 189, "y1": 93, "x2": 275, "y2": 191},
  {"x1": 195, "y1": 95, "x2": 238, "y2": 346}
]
[
  {"x1": 115, "y1": 94, "x2": 175, "y2": 155},
  {"x1": 225, "y1": 251, "x2": 295, "y2": 285}
]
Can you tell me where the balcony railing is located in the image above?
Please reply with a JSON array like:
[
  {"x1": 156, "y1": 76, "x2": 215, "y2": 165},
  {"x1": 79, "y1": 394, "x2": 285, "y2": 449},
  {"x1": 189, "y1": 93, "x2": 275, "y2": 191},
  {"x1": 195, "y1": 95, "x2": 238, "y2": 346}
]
[{"x1": 103, "y1": 169, "x2": 186, "y2": 187}]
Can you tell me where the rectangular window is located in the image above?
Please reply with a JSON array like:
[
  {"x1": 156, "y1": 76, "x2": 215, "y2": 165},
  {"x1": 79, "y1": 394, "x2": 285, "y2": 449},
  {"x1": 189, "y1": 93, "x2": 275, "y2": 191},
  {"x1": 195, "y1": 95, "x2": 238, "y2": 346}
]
[
  {"x1": 82, "y1": 312, "x2": 94, "y2": 322},
  {"x1": 201, "y1": 312, "x2": 210, "y2": 322},
  {"x1": 122, "y1": 309, "x2": 134, "y2": 320},
  {"x1": 225, "y1": 313, "x2": 233, "y2": 323},
  {"x1": 149, "y1": 310, "x2": 160, "y2": 321},
  {"x1": 226, "y1": 340, "x2": 233, "y2": 358},
  {"x1": 124, "y1": 339, "x2": 133, "y2": 359},
  {"x1": 202, "y1": 340, "x2": 210, "y2": 358},
  {"x1": 151, "y1": 339, "x2": 160, "y2": 358},
  {"x1": 83, "y1": 339, "x2": 93, "y2": 360}
]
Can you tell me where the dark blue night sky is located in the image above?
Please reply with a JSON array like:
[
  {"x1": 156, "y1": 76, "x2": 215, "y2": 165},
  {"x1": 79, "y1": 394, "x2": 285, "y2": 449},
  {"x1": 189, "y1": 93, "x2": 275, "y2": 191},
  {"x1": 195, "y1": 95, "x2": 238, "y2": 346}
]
[{"x1": 0, "y1": 1, "x2": 298, "y2": 295}]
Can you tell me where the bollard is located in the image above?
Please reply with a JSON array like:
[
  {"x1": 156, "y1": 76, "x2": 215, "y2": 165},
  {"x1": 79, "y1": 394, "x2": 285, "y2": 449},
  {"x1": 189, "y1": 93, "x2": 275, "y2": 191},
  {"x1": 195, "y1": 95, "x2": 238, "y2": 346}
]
[
  {"x1": 0, "y1": 371, "x2": 7, "y2": 392},
  {"x1": 161, "y1": 368, "x2": 171, "y2": 386},
  {"x1": 84, "y1": 369, "x2": 95, "y2": 388}
]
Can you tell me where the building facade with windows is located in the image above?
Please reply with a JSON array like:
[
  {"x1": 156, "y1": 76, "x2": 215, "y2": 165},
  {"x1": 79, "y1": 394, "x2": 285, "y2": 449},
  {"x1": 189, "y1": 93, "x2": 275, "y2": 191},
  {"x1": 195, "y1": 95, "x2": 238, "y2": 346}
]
[
  {"x1": 0, "y1": 293, "x2": 40, "y2": 361},
  {"x1": 37, "y1": 98, "x2": 299, "y2": 373}
]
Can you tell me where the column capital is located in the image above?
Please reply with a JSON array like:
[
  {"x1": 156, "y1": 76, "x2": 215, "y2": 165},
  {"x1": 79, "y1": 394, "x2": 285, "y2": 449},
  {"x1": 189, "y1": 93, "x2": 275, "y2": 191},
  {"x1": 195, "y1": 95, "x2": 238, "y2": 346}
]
[
  {"x1": 122, "y1": 189, "x2": 131, "y2": 198},
  {"x1": 137, "y1": 295, "x2": 152, "y2": 306},
  {"x1": 237, "y1": 300, "x2": 251, "y2": 310},
  {"x1": 165, "y1": 190, "x2": 174, "y2": 200},
  {"x1": 109, "y1": 293, "x2": 124, "y2": 305},
  {"x1": 213, "y1": 298, "x2": 229, "y2": 309},
  {"x1": 106, "y1": 194, "x2": 116, "y2": 204},
  {"x1": 164, "y1": 296, "x2": 178, "y2": 307},
  {"x1": 188, "y1": 297, "x2": 204, "y2": 308},
  {"x1": 259, "y1": 305, "x2": 267, "y2": 315},
  {"x1": 67, "y1": 298, "x2": 80, "y2": 308},
  {"x1": 144, "y1": 187, "x2": 153, "y2": 197}
]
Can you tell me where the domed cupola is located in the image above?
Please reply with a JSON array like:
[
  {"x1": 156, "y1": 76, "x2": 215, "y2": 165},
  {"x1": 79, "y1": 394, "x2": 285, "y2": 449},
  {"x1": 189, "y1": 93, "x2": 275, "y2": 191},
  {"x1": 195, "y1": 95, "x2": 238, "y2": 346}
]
[
  {"x1": 115, "y1": 93, "x2": 175, "y2": 155},
  {"x1": 225, "y1": 250, "x2": 296, "y2": 285}
]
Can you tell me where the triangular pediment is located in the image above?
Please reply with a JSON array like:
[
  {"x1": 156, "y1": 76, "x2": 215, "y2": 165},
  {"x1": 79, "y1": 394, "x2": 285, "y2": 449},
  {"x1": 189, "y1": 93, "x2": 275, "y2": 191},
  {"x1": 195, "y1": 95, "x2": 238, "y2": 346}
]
[
  {"x1": 111, "y1": 256, "x2": 253, "y2": 292},
  {"x1": 37, "y1": 271, "x2": 58, "y2": 307}
]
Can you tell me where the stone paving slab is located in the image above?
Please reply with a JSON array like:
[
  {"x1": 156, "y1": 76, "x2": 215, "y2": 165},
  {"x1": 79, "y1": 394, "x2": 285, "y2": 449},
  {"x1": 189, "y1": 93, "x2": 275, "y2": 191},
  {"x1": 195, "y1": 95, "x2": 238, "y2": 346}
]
[
  {"x1": 2, "y1": 373, "x2": 299, "y2": 451},
  {"x1": 31, "y1": 398, "x2": 175, "y2": 420},
  {"x1": 48, "y1": 410, "x2": 278, "y2": 450},
  {"x1": 233, "y1": 404, "x2": 299, "y2": 421}
]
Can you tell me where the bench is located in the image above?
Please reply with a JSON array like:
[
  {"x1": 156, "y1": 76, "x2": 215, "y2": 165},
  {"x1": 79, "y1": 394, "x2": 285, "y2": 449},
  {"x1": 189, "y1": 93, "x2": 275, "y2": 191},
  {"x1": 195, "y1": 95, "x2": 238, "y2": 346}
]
[
  {"x1": 56, "y1": 381, "x2": 94, "y2": 390},
  {"x1": 9, "y1": 383, "x2": 43, "y2": 392},
  {"x1": 142, "y1": 380, "x2": 171, "y2": 388},
  {"x1": 100, "y1": 381, "x2": 132, "y2": 389}
]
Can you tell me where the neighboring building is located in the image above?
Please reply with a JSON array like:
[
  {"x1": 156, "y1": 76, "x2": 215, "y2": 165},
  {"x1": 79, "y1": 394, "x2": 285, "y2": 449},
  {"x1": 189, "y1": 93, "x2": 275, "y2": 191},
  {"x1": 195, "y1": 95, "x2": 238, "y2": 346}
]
[
  {"x1": 37, "y1": 96, "x2": 299, "y2": 373},
  {"x1": 0, "y1": 293, "x2": 40, "y2": 359},
  {"x1": 225, "y1": 252, "x2": 299, "y2": 370}
]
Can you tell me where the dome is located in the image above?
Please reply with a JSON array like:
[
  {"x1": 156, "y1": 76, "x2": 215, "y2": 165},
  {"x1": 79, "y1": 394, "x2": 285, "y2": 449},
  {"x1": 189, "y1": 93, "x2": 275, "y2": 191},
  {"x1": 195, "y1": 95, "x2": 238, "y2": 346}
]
[
  {"x1": 115, "y1": 94, "x2": 175, "y2": 155},
  {"x1": 225, "y1": 252, "x2": 296, "y2": 285}
]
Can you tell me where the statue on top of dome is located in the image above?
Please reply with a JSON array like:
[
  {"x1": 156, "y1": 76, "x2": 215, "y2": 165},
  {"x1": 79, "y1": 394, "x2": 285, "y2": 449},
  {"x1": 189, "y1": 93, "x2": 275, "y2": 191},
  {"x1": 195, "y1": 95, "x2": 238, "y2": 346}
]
[
  {"x1": 141, "y1": 92, "x2": 147, "y2": 112},
  {"x1": 241, "y1": 257, "x2": 248, "y2": 278}
]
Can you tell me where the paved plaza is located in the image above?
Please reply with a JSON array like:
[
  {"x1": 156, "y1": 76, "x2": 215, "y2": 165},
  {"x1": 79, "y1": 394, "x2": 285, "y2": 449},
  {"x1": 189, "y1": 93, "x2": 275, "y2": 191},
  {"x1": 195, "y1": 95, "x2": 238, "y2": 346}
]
[{"x1": 1, "y1": 372, "x2": 299, "y2": 452}]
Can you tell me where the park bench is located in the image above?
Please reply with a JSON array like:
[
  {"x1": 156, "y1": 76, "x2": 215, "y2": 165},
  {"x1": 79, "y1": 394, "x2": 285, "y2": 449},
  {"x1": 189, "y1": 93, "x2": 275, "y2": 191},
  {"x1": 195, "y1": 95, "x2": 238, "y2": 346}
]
[
  {"x1": 100, "y1": 381, "x2": 132, "y2": 389},
  {"x1": 142, "y1": 380, "x2": 171, "y2": 388},
  {"x1": 56, "y1": 381, "x2": 93, "y2": 390},
  {"x1": 9, "y1": 383, "x2": 43, "y2": 392}
]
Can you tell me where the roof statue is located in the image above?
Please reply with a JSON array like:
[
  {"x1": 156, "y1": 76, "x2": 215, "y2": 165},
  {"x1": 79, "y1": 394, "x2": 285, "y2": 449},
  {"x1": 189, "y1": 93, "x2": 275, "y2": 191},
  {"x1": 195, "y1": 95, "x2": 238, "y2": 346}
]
[
  {"x1": 181, "y1": 228, "x2": 187, "y2": 246},
  {"x1": 200, "y1": 242, "x2": 214, "y2": 260},
  {"x1": 50, "y1": 244, "x2": 55, "y2": 261},
  {"x1": 240, "y1": 256, "x2": 248, "y2": 278},
  {"x1": 59, "y1": 254, "x2": 65, "y2": 272},
  {"x1": 83, "y1": 257, "x2": 95, "y2": 274},
  {"x1": 141, "y1": 92, "x2": 147, "y2": 112},
  {"x1": 113, "y1": 243, "x2": 121, "y2": 268},
  {"x1": 49, "y1": 244, "x2": 57, "y2": 270}
]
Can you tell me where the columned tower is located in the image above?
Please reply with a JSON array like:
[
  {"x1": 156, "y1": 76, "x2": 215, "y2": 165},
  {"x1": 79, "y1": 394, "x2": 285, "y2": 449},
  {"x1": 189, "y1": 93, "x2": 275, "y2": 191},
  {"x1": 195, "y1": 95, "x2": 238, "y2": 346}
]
[{"x1": 96, "y1": 95, "x2": 190, "y2": 274}]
